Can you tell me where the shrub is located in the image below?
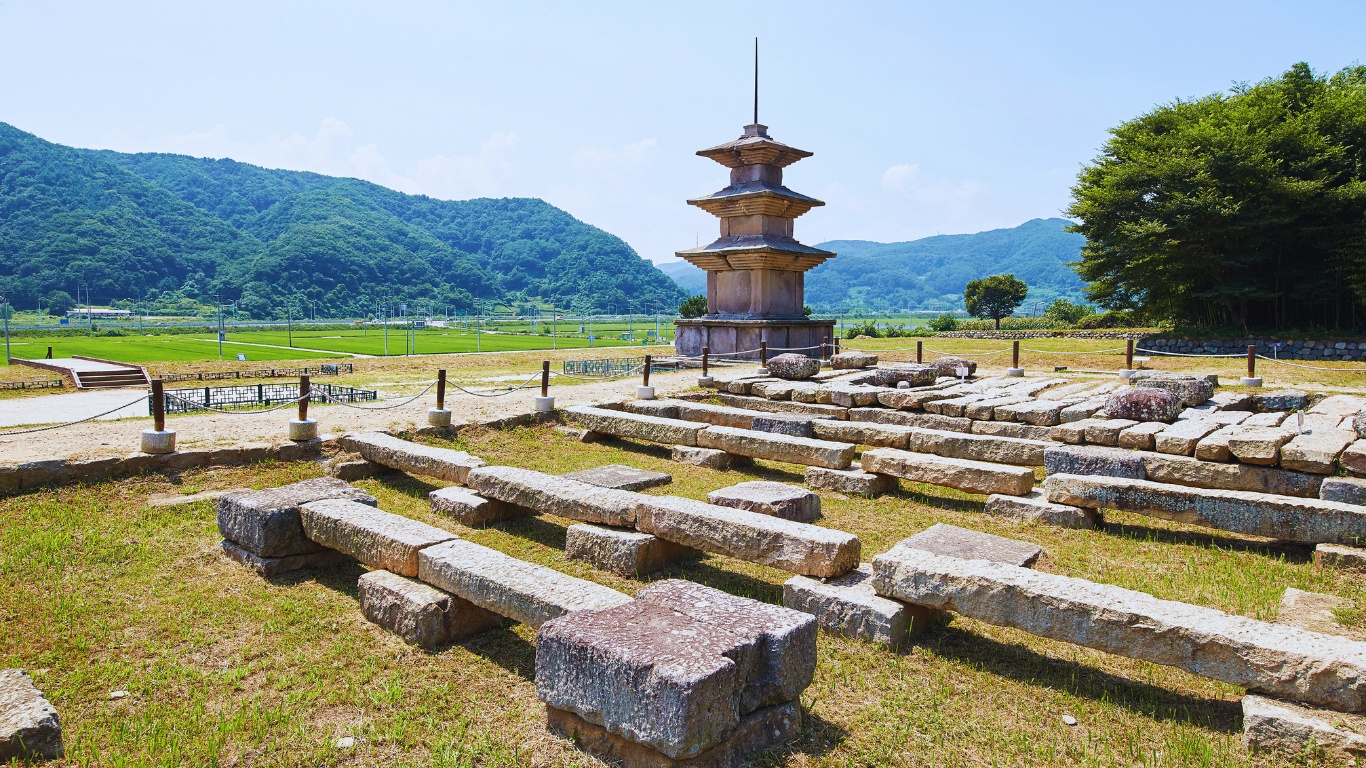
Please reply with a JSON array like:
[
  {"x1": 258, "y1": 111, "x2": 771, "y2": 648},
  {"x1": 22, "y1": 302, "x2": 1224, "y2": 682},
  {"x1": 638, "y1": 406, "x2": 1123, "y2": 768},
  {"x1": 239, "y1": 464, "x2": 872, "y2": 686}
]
[{"x1": 926, "y1": 313, "x2": 958, "y2": 332}]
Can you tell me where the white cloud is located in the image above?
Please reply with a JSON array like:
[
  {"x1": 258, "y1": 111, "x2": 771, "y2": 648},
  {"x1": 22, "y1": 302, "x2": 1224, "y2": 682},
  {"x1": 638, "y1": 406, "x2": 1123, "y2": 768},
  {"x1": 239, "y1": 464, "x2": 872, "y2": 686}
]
[
  {"x1": 880, "y1": 163, "x2": 981, "y2": 208},
  {"x1": 880, "y1": 163, "x2": 920, "y2": 192}
]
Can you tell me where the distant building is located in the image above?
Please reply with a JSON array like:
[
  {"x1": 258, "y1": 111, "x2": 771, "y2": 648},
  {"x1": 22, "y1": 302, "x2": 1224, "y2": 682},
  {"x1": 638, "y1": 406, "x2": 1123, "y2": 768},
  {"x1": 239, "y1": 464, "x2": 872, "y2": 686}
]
[{"x1": 67, "y1": 308, "x2": 131, "y2": 319}]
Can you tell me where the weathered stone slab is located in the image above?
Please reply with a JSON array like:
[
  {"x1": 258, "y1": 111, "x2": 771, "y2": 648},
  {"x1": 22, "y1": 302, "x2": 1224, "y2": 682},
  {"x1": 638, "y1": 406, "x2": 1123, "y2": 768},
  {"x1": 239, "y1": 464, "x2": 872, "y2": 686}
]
[
  {"x1": 924, "y1": 394, "x2": 986, "y2": 417},
  {"x1": 1255, "y1": 389, "x2": 1310, "y2": 412},
  {"x1": 1141, "y1": 452, "x2": 1322, "y2": 497},
  {"x1": 0, "y1": 669, "x2": 62, "y2": 761},
  {"x1": 636, "y1": 579, "x2": 817, "y2": 713},
  {"x1": 1244, "y1": 411, "x2": 1290, "y2": 427},
  {"x1": 750, "y1": 413, "x2": 821, "y2": 438},
  {"x1": 804, "y1": 464, "x2": 896, "y2": 497},
  {"x1": 1207, "y1": 390, "x2": 1254, "y2": 411},
  {"x1": 220, "y1": 538, "x2": 349, "y2": 576},
  {"x1": 850, "y1": 407, "x2": 970, "y2": 433},
  {"x1": 545, "y1": 701, "x2": 799, "y2": 768},
  {"x1": 865, "y1": 363, "x2": 939, "y2": 388},
  {"x1": 1311, "y1": 395, "x2": 1366, "y2": 418},
  {"x1": 862, "y1": 448, "x2": 1035, "y2": 496},
  {"x1": 970, "y1": 419, "x2": 1054, "y2": 441},
  {"x1": 623, "y1": 400, "x2": 681, "y2": 419},
  {"x1": 697, "y1": 425, "x2": 855, "y2": 469},
  {"x1": 670, "y1": 400, "x2": 757, "y2": 428},
  {"x1": 634, "y1": 496, "x2": 860, "y2": 577},
  {"x1": 1045, "y1": 473, "x2": 1366, "y2": 544},
  {"x1": 466, "y1": 465, "x2": 643, "y2": 527},
  {"x1": 1043, "y1": 445, "x2": 1145, "y2": 480},
  {"x1": 708, "y1": 481, "x2": 820, "y2": 522},
  {"x1": 767, "y1": 353, "x2": 821, "y2": 380},
  {"x1": 359, "y1": 569, "x2": 501, "y2": 648},
  {"x1": 429, "y1": 486, "x2": 521, "y2": 527},
  {"x1": 1322, "y1": 477, "x2": 1366, "y2": 505},
  {"x1": 299, "y1": 499, "x2": 456, "y2": 577},
  {"x1": 1049, "y1": 418, "x2": 1106, "y2": 445},
  {"x1": 566, "y1": 464, "x2": 672, "y2": 491},
  {"x1": 1228, "y1": 427, "x2": 1296, "y2": 465},
  {"x1": 1116, "y1": 421, "x2": 1167, "y2": 450},
  {"x1": 964, "y1": 396, "x2": 1033, "y2": 421},
  {"x1": 907, "y1": 428, "x2": 1049, "y2": 467},
  {"x1": 1242, "y1": 694, "x2": 1366, "y2": 761},
  {"x1": 993, "y1": 400, "x2": 1070, "y2": 426},
  {"x1": 339, "y1": 431, "x2": 485, "y2": 484},
  {"x1": 1344, "y1": 440, "x2": 1366, "y2": 476},
  {"x1": 784, "y1": 564, "x2": 933, "y2": 648},
  {"x1": 788, "y1": 382, "x2": 820, "y2": 403},
  {"x1": 565, "y1": 524, "x2": 695, "y2": 578},
  {"x1": 1154, "y1": 419, "x2": 1223, "y2": 456},
  {"x1": 811, "y1": 419, "x2": 913, "y2": 448},
  {"x1": 1127, "y1": 373, "x2": 1213, "y2": 407},
  {"x1": 217, "y1": 477, "x2": 376, "y2": 558},
  {"x1": 1192, "y1": 425, "x2": 1242, "y2": 462},
  {"x1": 876, "y1": 387, "x2": 957, "y2": 410},
  {"x1": 714, "y1": 393, "x2": 848, "y2": 419},
  {"x1": 984, "y1": 490, "x2": 1097, "y2": 529},
  {"x1": 899, "y1": 523, "x2": 1043, "y2": 567},
  {"x1": 565, "y1": 405, "x2": 708, "y2": 447},
  {"x1": 419, "y1": 539, "x2": 631, "y2": 627},
  {"x1": 872, "y1": 546, "x2": 1366, "y2": 713},
  {"x1": 1315, "y1": 543, "x2": 1366, "y2": 572},
  {"x1": 831, "y1": 351, "x2": 877, "y2": 369},
  {"x1": 1281, "y1": 429, "x2": 1355, "y2": 474},
  {"x1": 749, "y1": 380, "x2": 797, "y2": 400},
  {"x1": 671, "y1": 445, "x2": 735, "y2": 469},
  {"x1": 1083, "y1": 418, "x2": 1139, "y2": 446},
  {"x1": 1277, "y1": 587, "x2": 1353, "y2": 636},
  {"x1": 1059, "y1": 398, "x2": 1108, "y2": 423},
  {"x1": 1177, "y1": 409, "x2": 1252, "y2": 425}
]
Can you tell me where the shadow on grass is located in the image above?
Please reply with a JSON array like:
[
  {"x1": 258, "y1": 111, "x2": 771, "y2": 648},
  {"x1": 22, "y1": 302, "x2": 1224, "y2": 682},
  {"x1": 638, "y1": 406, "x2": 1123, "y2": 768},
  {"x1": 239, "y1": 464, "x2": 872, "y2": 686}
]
[
  {"x1": 368, "y1": 470, "x2": 442, "y2": 501},
  {"x1": 452, "y1": 624, "x2": 537, "y2": 681},
  {"x1": 495, "y1": 512, "x2": 568, "y2": 550},
  {"x1": 642, "y1": 556, "x2": 785, "y2": 605},
  {"x1": 919, "y1": 622, "x2": 1242, "y2": 734},
  {"x1": 757, "y1": 709, "x2": 850, "y2": 766},
  {"x1": 1099, "y1": 518, "x2": 1313, "y2": 562}
]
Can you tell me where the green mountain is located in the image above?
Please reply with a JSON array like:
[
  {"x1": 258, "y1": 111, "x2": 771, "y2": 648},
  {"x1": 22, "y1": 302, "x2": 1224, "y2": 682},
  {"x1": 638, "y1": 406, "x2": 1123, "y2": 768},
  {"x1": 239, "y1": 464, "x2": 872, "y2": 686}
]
[
  {"x1": 0, "y1": 122, "x2": 685, "y2": 317},
  {"x1": 659, "y1": 219, "x2": 1087, "y2": 312}
]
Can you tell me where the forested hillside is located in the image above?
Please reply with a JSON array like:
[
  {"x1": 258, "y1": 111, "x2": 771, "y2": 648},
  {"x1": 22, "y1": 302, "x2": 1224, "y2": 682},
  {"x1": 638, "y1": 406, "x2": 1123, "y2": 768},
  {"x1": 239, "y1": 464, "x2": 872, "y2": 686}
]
[{"x1": 0, "y1": 122, "x2": 685, "y2": 317}]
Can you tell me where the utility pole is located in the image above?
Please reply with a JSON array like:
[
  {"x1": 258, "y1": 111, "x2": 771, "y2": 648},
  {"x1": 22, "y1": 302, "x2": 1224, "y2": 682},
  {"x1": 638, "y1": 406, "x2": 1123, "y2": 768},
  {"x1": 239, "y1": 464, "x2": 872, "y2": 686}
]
[
  {"x1": 1, "y1": 297, "x2": 10, "y2": 365},
  {"x1": 215, "y1": 294, "x2": 224, "y2": 360},
  {"x1": 287, "y1": 301, "x2": 294, "y2": 348}
]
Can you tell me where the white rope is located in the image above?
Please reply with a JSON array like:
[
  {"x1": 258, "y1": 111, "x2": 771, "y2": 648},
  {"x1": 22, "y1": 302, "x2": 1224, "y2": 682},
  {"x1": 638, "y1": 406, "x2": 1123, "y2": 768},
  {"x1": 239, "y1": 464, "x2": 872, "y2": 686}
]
[
  {"x1": 1134, "y1": 347, "x2": 1245, "y2": 358},
  {"x1": 1255, "y1": 355, "x2": 1366, "y2": 372},
  {"x1": 1020, "y1": 346, "x2": 1128, "y2": 354},
  {"x1": 313, "y1": 380, "x2": 439, "y2": 409},
  {"x1": 0, "y1": 394, "x2": 150, "y2": 436},
  {"x1": 446, "y1": 373, "x2": 543, "y2": 397},
  {"x1": 924, "y1": 348, "x2": 1011, "y2": 356}
]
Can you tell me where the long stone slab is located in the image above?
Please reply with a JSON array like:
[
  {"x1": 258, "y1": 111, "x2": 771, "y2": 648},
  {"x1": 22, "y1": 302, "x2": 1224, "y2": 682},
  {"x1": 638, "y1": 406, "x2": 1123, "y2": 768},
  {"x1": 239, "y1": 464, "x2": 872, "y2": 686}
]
[
  {"x1": 564, "y1": 405, "x2": 708, "y2": 447},
  {"x1": 697, "y1": 425, "x2": 855, "y2": 469},
  {"x1": 359, "y1": 569, "x2": 502, "y2": 648},
  {"x1": 299, "y1": 499, "x2": 456, "y2": 577},
  {"x1": 1140, "y1": 452, "x2": 1323, "y2": 498},
  {"x1": 714, "y1": 393, "x2": 848, "y2": 419},
  {"x1": 871, "y1": 546, "x2": 1366, "y2": 713},
  {"x1": 634, "y1": 495, "x2": 860, "y2": 578},
  {"x1": 861, "y1": 448, "x2": 1035, "y2": 496},
  {"x1": 217, "y1": 477, "x2": 377, "y2": 558},
  {"x1": 565, "y1": 524, "x2": 695, "y2": 578},
  {"x1": 340, "y1": 431, "x2": 485, "y2": 483},
  {"x1": 898, "y1": 523, "x2": 1043, "y2": 567},
  {"x1": 811, "y1": 419, "x2": 915, "y2": 449},
  {"x1": 417, "y1": 539, "x2": 631, "y2": 627},
  {"x1": 707, "y1": 481, "x2": 821, "y2": 522},
  {"x1": 905, "y1": 428, "x2": 1050, "y2": 467},
  {"x1": 1044, "y1": 473, "x2": 1366, "y2": 544},
  {"x1": 970, "y1": 420, "x2": 1054, "y2": 441},
  {"x1": 1242, "y1": 694, "x2": 1366, "y2": 761},
  {"x1": 671, "y1": 400, "x2": 761, "y2": 428},
  {"x1": 1281, "y1": 429, "x2": 1356, "y2": 474},
  {"x1": 784, "y1": 564, "x2": 931, "y2": 648},
  {"x1": 565, "y1": 464, "x2": 672, "y2": 491},
  {"x1": 0, "y1": 669, "x2": 62, "y2": 761},
  {"x1": 465, "y1": 465, "x2": 644, "y2": 527}
]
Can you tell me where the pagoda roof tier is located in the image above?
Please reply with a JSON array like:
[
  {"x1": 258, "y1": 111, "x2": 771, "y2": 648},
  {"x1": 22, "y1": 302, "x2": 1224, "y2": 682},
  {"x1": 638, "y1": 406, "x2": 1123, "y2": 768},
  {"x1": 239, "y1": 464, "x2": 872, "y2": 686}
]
[
  {"x1": 687, "y1": 180, "x2": 825, "y2": 218},
  {"x1": 676, "y1": 235, "x2": 835, "y2": 272},
  {"x1": 696, "y1": 126, "x2": 813, "y2": 169}
]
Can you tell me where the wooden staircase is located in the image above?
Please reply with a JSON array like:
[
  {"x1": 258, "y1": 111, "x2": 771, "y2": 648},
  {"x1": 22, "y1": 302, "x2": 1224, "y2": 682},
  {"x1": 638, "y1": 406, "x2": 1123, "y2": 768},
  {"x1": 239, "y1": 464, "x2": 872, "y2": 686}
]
[
  {"x1": 72, "y1": 368, "x2": 151, "y2": 389},
  {"x1": 11, "y1": 356, "x2": 151, "y2": 389}
]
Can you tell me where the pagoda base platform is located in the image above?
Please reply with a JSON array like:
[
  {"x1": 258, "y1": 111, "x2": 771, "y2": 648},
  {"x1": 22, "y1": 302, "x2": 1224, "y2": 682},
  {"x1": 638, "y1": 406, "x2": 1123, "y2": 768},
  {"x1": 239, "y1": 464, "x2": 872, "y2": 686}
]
[{"x1": 674, "y1": 318, "x2": 836, "y2": 360}]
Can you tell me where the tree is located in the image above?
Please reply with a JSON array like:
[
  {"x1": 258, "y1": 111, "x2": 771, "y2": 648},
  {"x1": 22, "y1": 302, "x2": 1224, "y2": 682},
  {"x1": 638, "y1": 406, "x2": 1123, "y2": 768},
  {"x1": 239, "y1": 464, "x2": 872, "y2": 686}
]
[
  {"x1": 1042, "y1": 298, "x2": 1091, "y2": 326},
  {"x1": 964, "y1": 274, "x2": 1028, "y2": 329},
  {"x1": 46, "y1": 290, "x2": 76, "y2": 316},
  {"x1": 1068, "y1": 63, "x2": 1366, "y2": 330},
  {"x1": 679, "y1": 295, "x2": 708, "y2": 318}
]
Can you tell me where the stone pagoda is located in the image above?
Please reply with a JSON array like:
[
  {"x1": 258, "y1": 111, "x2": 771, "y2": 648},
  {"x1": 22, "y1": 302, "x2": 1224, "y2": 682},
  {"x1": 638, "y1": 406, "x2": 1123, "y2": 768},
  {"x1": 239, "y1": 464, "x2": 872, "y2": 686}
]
[{"x1": 673, "y1": 121, "x2": 836, "y2": 359}]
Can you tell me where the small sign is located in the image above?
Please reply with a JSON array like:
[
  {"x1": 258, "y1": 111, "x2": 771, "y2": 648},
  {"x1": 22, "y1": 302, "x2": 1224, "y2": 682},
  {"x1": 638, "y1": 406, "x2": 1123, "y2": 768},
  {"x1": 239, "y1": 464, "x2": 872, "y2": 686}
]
[
  {"x1": 587, "y1": 335, "x2": 595, "y2": 343},
  {"x1": 956, "y1": 366, "x2": 969, "y2": 379},
  {"x1": 218, "y1": 331, "x2": 226, "y2": 342},
  {"x1": 236, "y1": 353, "x2": 247, "y2": 362}
]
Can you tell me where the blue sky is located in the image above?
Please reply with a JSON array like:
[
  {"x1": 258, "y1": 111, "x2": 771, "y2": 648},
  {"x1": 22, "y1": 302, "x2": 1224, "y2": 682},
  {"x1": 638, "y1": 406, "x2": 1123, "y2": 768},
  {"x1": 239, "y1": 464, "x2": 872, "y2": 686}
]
[{"x1": 2, "y1": 1, "x2": 1362, "y2": 265}]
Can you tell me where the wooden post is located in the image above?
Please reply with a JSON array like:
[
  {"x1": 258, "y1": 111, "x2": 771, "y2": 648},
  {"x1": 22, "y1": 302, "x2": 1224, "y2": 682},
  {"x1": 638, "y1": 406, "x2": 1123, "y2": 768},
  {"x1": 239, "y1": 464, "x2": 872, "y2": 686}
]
[
  {"x1": 299, "y1": 374, "x2": 310, "y2": 421},
  {"x1": 1126, "y1": 339, "x2": 1134, "y2": 370},
  {"x1": 822, "y1": 336, "x2": 830, "y2": 361},
  {"x1": 541, "y1": 360, "x2": 550, "y2": 397},
  {"x1": 760, "y1": 340, "x2": 768, "y2": 366},
  {"x1": 1248, "y1": 345, "x2": 1256, "y2": 378},
  {"x1": 436, "y1": 369, "x2": 447, "y2": 410},
  {"x1": 916, "y1": 340, "x2": 923, "y2": 363},
  {"x1": 702, "y1": 346, "x2": 710, "y2": 377},
  {"x1": 46, "y1": 346, "x2": 52, "y2": 359},
  {"x1": 1012, "y1": 340, "x2": 1020, "y2": 369},
  {"x1": 643, "y1": 355, "x2": 652, "y2": 387},
  {"x1": 151, "y1": 379, "x2": 165, "y2": 432}
]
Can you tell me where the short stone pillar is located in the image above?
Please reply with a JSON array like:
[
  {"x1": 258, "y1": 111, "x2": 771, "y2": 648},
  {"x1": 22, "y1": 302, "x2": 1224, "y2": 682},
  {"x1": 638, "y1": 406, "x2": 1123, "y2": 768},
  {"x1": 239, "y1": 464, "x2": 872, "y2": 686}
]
[
  {"x1": 1118, "y1": 369, "x2": 1137, "y2": 380},
  {"x1": 698, "y1": 375, "x2": 714, "y2": 387},
  {"x1": 1240, "y1": 377, "x2": 1263, "y2": 387},
  {"x1": 535, "y1": 396, "x2": 556, "y2": 412},
  {"x1": 534, "y1": 360, "x2": 554, "y2": 412},
  {"x1": 427, "y1": 408, "x2": 452, "y2": 427},
  {"x1": 288, "y1": 418, "x2": 318, "y2": 441},
  {"x1": 636, "y1": 385, "x2": 656, "y2": 400},
  {"x1": 1006, "y1": 368, "x2": 1025, "y2": 377},
  {"x1": 140, "y1": 429, "x2": 176, "y2": 454}
]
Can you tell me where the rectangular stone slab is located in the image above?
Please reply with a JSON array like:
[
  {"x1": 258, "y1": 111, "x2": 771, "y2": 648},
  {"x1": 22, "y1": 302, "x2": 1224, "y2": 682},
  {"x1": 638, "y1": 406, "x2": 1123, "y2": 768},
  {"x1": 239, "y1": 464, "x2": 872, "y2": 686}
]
[
  {"x1": 861, "y1": 448, "x2": 1035, "y2": 496},
  {"x1": 707, "y1": 481, "x2": 820, "y2": 522},
  {"x1": 428, "y1": 486, "x2": 522, "y2": 527},
  {"x1": 565, "y1": 405, "x2": 708, "y2": 447},
  {"x1": 1154, "y1": 420, "x2": 1224, "y2": 456},
  {"x1": 1043, "y1": 445, "x2": 1146, "y2": 480},
  {"x1": 850, "y1": 407, "x2": 971, "y2": 433},
  {"x1": 984, "y1": 491, "x2": 1097, "y2": 529},
  {"x1": 465, "y1": 465, "x2": 645, "y2": 527},
  {"x1": 418, "y1": 539, "x2": 631, "y2": 627},
  {"x1": 784, "y1": 564, "x2": 931, "y2": 648},
  {"x1": 565, "y1": 464, "x2": 673, "y2": 491},
  {"x1": 0, "y1": 668, "x2": 62, "y2": 761},
  {"x1": 804, "y1": 464, "x2": 896, "y2": 497},
  {"x1": 963, "y1": 396, "x2": 1033, "y2": 421},
  {"x1": 217, "y1": 477, "x2": 377, "y2": 558},
  {"x1": 1281, "y1": 429, "x2": 1356, "y2": 474},
  {"x1": 300, "y1": 499, "x2": 456, "y2": 577},
  {"x1": 565, "y1": 524, "x2": 696, "y2": 578},
  {"x1": 714, "y1": 393, "x2": 849, "y2": 419},
  {"x1": 1044, "y1": 473, "x2": 1366, "y2": 545},
  {"x1": 220, "y1": 538, "x2": 349, "y2": 577},
  {"x1": 1140, "y1": 452, "x2": 1322, "y2": 498},
  {"x1": 672, "y1": 400, "x2": 760, "y2": 429},
  {"x1": 871, "y1": 546, "x2": 1366, "y2": 713},
  {"x1": 340, "y1": 431, "x2": 486, "y2": 483},
  {"x1": 898, "y1": 523, "x2": 1043, "y2": 567},
  {"x1": 359, "y1": 569, "x2": 501, "y2": 648},
  {"x1": 811, "y1": 419, "x2": 914, "y2": 448},
  {"x1": 1117, "y1": 421, "x2": 1168, "y2": 451},
  {"x1": 906, "y1": 428, "x2": 1050, "y2": 467},
  {"x1": 970, "y1": 420, "x2": 1054, "y2": 441},
  {"x1": 1241, "y1": 694, "x2": 1366, "y2": 762},
  {"x1": 696, "y1": 425, "x2": 855, "y2": 469},
  {"x1": 671, "y1": 445, "x2": 735, "y2": 469},
  {"x1": 634, "y1": 496, "x2": 861, "y2": 578}
]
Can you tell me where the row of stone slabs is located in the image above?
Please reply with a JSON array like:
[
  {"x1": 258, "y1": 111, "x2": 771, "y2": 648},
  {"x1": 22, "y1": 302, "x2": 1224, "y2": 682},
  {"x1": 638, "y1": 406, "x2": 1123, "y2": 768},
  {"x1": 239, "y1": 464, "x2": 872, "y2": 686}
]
[{"x1": 214, "y1": 470, "x2": 1366, "y2": 764}]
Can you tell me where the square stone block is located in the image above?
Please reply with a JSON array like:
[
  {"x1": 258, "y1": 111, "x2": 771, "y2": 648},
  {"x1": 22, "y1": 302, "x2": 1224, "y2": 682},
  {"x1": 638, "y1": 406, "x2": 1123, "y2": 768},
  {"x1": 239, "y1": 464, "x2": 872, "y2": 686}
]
[
  {"x1": 898, "y1": 523, "x2": 1043, "y2": 567},
  {"x1": 429, "y1": 486, "x2": 523, "y2": 527},
  {"x1": 565, "y1": 464, "x2": 673, "y2": 491},
  {"x1": 750, "y1": 414, "x2": 816, "y2": 438},
  {"x1": 671, "y1": 445, "x2": 735, "y2": 469},
  {"x1": 0, "y1": 668, "x2": 62, "y2": 761},
  {"x1": 1315, "y1": 543, "x2": 1366, "y2": 573},
  {"x1": 220, "y1": 539, "x2": 349, "y2": 577},
  {"x1": 984, "y1": 491, "x2": 1097, "y2": 529},
  {"x1": 217, "y1": 477, "x2": 376, "y2": 558},
  {"x1": 359, "y1": 569, "x2": 501, "y2": 648},
  {"x1": 784, "y1": 564, "x2": 937, "y2": 648},
  {"x1": 300, "y1": 499, "x2": 457, "y2": 577},
  {"x1": 803, "y1": 464, "x2": 895, "y2": 497},
  {"x1": 706, "y1": 481, "x2": 820, "y2": 522},
  {"x1": 565, "y1": 523, "x2": 696, "y2": 578}
]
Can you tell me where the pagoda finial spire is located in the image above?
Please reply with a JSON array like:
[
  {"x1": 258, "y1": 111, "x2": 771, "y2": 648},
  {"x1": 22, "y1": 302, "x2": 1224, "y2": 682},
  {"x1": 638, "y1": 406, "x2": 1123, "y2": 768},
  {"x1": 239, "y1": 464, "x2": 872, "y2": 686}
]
[{"x1": 753, "y1": 37, "x2": 759, "y2": 126}]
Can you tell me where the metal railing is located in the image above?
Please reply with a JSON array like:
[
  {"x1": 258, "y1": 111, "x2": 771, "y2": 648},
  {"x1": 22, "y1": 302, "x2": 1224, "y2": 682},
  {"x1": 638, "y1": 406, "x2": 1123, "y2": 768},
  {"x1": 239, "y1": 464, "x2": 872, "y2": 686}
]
[
  {"x1": 0, "y1": 378, "x2": 64, "y2": 391},
  {"x1": 156, "y1": 382, "x2": 376, "y2": 414},
  {"x1": 563, "y1": 356, "x2": 679, "y2": 378},
  {"x1": 160, "y1": 363, "x2": 353, "y2": 383}
]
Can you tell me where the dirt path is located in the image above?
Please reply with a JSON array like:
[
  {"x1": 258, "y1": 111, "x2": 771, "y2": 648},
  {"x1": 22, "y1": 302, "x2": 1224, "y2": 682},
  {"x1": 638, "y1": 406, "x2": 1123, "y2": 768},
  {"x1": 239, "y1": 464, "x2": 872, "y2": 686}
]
[{"x1": 0, "y1": 367, "x2": 713, "y2": 465}]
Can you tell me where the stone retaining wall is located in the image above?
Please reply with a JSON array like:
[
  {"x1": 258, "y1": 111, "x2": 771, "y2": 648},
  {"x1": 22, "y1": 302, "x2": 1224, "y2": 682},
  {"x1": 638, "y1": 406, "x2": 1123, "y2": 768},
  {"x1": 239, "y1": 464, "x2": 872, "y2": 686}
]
[{"x1": 925, "y1": 331, "x2": 1366, "y2": 360}]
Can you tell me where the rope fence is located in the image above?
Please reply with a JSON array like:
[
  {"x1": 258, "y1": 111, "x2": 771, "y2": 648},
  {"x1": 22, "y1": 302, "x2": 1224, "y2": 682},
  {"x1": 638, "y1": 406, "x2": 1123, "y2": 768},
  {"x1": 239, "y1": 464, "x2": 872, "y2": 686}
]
[{"x1": 0, "y1": 394, "x2": 149, "y2": 436}]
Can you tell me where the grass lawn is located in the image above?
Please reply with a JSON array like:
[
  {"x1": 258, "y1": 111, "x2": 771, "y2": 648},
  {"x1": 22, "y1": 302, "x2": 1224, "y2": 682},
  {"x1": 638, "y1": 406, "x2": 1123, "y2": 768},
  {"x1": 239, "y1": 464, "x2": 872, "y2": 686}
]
[
  {"x1": 237, "y1": 329, "x2": 641, "y2": 356},
  {"x1": 2, "y1": 419, "x2": 1353, "y2": 766},
  {"x1": 2, "y1": 336, "x2": 343, "y2": 363}
]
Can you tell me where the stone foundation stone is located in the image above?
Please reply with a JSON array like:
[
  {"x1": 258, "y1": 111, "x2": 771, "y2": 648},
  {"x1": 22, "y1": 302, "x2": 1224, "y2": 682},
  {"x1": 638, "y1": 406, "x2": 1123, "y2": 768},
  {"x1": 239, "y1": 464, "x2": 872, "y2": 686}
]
[
  {"x1": 359, "y1": 569, "x2": 501, "y2": 648},
  {"x1": 429, "y1": 486, "x2": 522, "y2": 527},
  {"x1": 803, "y1": 464, "x2": 896, "y2": 497},
  {"x1": 766, "y1": 353, "x2": 821, "y2": 380},
  {"x1": 671, "y1": 445, "x2": 735, "y2": 469},
  {"x1": 566, "y1": 464, "x2": 672, "y2": 491},
  {"x1": 984, "y1": 491, "x2": 1096, "y2": 529},
  {"x1": 784, "y1": 564, "x2": 934, "y2": 648},
  {"x1": 707, "y1": 481, "x2": 820, "y2": 522},
  {"x1": 217, "y1": 477, "x2": 376, "y2": 558},
  {"x1": 898, "y1": 523, "x2": 1043, "y2": 567},
  {"x1": 862, "y1": 448, "x2": 1035, "y2": 496},
  {"x1": 220, "y1": 539, "x2": 349, "y2": 577},
  {"x1": 340, "y1": 431, "x2": 485, "y2": 483},
  {"x1": 300, "y1": 499, "x2": 457, "y2": 577},
  {"x1": 0, "y1": 668, "x2": 62, "y2": 761},
  {"x1": 1127, "y1": 373, "x2": 1213, "y2": 406},
  {"x1": 1255, "y1": 389, "x2": 1310, "y2": 412},
  {"x1": 565, "y1": 523, "x2": 696, "y2": 578},
  {"x1": 830, "y1": 351, "x2": 877, "y2": 369}
]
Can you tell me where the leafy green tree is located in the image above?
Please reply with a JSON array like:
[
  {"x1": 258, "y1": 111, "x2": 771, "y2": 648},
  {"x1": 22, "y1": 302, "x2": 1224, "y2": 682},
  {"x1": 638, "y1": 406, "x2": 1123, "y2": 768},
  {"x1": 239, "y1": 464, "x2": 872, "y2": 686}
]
[
  {"x1": 46, "y1": 290, "x2": 76, "y2": 315},
  {"x1": 926, "y1": 312, "x2": 958, "y2": 332},
  {"x1": 1042, "y1": 298, "x2": 1091, "y2": 326},
  {"x1": 964, "y1": 274, "x2": 1028, "y2": 330},
  {"x1": 679, "y1": 295, "x2": 708, "y2": 318},
  {"x1": 1068, "y1": 63, "x2": 1366, "y2": 330}
]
